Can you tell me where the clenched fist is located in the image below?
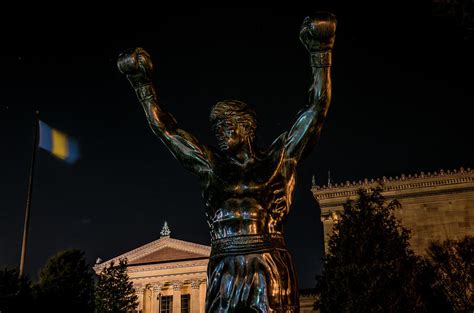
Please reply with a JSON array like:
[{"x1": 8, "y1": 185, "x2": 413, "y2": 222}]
[
  {"x1": 117, "y1": 47, "x2": 154, "y2": 86},
  {"x1": 299, "y1": 12, "x2": 336, "y2": 53}
]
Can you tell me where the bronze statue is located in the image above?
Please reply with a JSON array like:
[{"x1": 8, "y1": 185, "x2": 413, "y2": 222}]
[{"x1": 118, "y1": 12, "x2": 336, "y2": 313}]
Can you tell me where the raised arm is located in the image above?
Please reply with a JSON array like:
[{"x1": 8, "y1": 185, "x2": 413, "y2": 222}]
[
  {"x1": 117, "y1": 48, "x2": 211, "y2": 177},
  {"x1": 284, "y1": 12, "x2": 336, "y2": 162}
]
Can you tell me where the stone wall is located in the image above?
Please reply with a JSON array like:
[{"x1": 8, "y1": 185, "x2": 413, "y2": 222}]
[{"x1": 313, "y1": 168, "x2": 474, "y2": 255}]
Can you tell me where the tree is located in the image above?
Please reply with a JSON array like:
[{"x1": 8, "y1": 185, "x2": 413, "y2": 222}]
[
  {"x1": 95, "y1": 258, "x2": 138, "y2": 313},
  {"x1": 34, "y1": 248, "x2": 94, "y2": 313},
  {"x1": 0, "y1": 267, "x2": 33, "y2": 312},
  {"x1": 426, "y1": 236, "x2": 474, "y2": 312},
  {"x1": 316, "y1": 187, "x2": 428, "y2": 313}
]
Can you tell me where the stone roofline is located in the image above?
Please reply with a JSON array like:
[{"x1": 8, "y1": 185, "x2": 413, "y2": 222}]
[
  {"x1": 299, "y1": 288, "x2": 318, "y2": 297},
  {"x1": 312, "y1": 167, "x2": 473, "y2": 203},
  {"x1": 94, "y1": 236, "x2": 211, "y2": 272}
]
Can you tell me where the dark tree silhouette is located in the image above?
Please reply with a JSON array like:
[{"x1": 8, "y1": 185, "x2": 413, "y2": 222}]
[
  {"x1": 34, "y1": 248, "x2": 94, "y2": 313},
  {"x1": 95, "y1": 258, "x2": 138, "y2": 313},
  {"x1": 0, "y1": 267, "x2": 33, "y2": 312},
  {"x1": 316, "y1": 188, "x2": 430, "y2": 313},
  {"x1": 426, "y1": 236, "x2": 474, "y2": 313}
]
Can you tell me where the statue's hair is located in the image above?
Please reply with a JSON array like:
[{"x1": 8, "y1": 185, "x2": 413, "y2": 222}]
[{"x1": 210, "y1": 100, "x2": 257, "y2": 139}]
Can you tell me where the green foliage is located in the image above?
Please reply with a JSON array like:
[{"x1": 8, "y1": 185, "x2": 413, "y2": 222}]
[
  {"x1": 34, "y1": 248, "x2": 94, "y2": 313},
  {"x1": 0, "y1": 267, "x2": 33, "y2": 312},
  {"x1": 316, "y1": 188, "x2": 428, "y2": 313},
  {"x1": 426, "y1": 236, "x2": 474, "y2": 312},
  {"x1": 95, "y1": 258, "x2": 138, "y2": 313}
]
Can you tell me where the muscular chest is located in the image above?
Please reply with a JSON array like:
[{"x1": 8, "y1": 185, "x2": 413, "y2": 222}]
[{"x1": 204, "y1": 153, "x2": 286, "y2": 200}]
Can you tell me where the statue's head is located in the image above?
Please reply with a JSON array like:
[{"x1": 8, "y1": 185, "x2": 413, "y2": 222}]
[{"x1": 210, "y1": 100, "x2": 257, "y2": 152}]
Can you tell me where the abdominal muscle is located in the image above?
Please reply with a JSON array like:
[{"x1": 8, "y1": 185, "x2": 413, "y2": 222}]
[{"x1": 209, "y1": 197, "x2": 269, "y2": 239}]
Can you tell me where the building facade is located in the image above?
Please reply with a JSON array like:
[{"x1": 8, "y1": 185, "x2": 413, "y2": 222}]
[
  {"x1": 95, "y1": 223, "x2": 318, "y2": 313},
  {"x1": 312, "y1": 167, "x2": 474, "y2": 255},
  {"x1": 94, "y1": 223, "x2": 209, "y2": 313}
]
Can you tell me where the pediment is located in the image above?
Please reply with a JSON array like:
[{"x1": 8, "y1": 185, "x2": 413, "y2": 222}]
[
  {"x1": 94, "y1": 236, "x2": 210, "y2": 272},
  {"x1": 129, "y1": 246, "x2": 207, "y2": 264}
]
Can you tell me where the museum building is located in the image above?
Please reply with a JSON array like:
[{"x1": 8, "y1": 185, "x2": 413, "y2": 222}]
[
  {"x1": 94, "y1": 222, "x2": 318, "y2": 313},
  {"x1": 312, "y1": 167, "x2": 474, "y2": 255}
]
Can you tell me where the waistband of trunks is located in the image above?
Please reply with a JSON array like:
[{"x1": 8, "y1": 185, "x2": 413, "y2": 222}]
[{"x1": 210, "y1": 234, "x2": 287, "y2": 258}]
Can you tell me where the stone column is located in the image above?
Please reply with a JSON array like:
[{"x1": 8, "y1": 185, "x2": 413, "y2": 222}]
[
  {"x1": 198, "y1": 279, "x2": 206, "y2": 313},
  {"x1": 152, "y1": 283, "x2": 163, "y2": 313},
  {"x1": 144, "y1": 287, "x2": 153, "y2": 313},
  {"x1": 136, "y1": 286, "x2": 146, "y2": 313},
  {"x1": 321, "y1": 213, "x2": 339, "y2": 253},
  {"x1": 172, "y1": 281, "x2": 183, "y2": 313},
  {"x1": 190, "y1": 280, "x2": 201, "y2": 313}
]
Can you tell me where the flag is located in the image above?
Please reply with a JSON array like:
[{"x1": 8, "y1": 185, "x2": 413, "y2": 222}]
[{"x1": 38, "y1": 121, "x2": 80, "y2": 164}]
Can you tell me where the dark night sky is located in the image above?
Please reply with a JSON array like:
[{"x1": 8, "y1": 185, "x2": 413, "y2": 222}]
[{"x1": 1, "y1": 5, "x2": 473, "y2": 288}]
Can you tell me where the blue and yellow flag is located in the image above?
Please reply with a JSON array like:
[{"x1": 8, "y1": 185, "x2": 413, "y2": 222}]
[{"x1": 39, "y1": 121, "x2": 80, "y2": 164}]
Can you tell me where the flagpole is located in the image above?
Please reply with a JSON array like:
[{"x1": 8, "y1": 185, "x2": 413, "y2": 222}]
[{"x1": 19, "y1": 110, "x2": 39, "y2": 277}]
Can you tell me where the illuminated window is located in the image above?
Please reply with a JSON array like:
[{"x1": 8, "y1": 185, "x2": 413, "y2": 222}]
[{"x1": 181, "y1": 294, "x2": 190, "y2": 313}]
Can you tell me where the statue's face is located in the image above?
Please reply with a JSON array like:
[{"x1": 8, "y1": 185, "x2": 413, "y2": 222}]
[{"x1": 214, "y1": 117, "x2": 248, "y2": 152}]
